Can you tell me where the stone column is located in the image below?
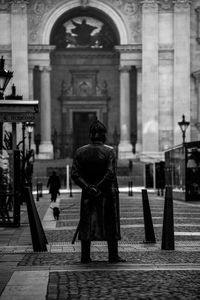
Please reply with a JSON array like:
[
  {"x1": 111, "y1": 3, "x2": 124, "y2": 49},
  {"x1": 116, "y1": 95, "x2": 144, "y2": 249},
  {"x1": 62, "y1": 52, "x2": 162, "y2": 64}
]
[
  {"x1": 192, "y1": 71, "x2": 200, "y2": 131},
  {"x1": 173, "y1": 0, "x2": 191, "y2": 145},
  {"x1": 10, "y1": 0, "x2": 29, "y2": 98},
  {"x1": 118, "y1": 66, "x2": 134, "y2": 159},
  {"x1": 38, "y1": 66, "x2": 53, "y2": 159},
  {"x1": 135, "y1": 66, "x2": 142, "y2": 156},
  {"x1": 141, "y1": 0, "x2": 159, "y2": 160},
  {"x1": 28, "y1": 66, "x2": 36, "y2": 151}
]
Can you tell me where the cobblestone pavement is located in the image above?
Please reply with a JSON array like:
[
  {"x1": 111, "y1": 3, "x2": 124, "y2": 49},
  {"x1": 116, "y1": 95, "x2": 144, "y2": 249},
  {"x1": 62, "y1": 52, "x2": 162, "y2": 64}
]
[
  {"x1": 46, "y1": 270, "x2": 200, "y2": 300},
  {"x1": 1, "y1": 190, "x2": 200, "y2": 299}
]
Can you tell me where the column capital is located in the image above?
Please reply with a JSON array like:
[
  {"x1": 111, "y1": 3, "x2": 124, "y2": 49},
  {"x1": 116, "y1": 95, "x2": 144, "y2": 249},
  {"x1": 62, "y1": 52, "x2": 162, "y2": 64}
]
[
  {"x1": 173, "y1": 0, "x2": 191, "y2": 10},
  {"x1": 9, "y1": 0, "x2": 29, "y2": 14},
  {"x1": 119, "y1": 66, "x2": 132, "y2": 73},
  {"x1": 159, "y1": 0, "x2": 173, "y2": 11},
  {"x1": 39, "y1": 66, "x2": 52, "y2": 73},
  {"x1": 135, "y1": 65, "x2": 142, "y2": 72},
  {"x1": 140, "y1": 0, "x2": 159, "y2": 12}
]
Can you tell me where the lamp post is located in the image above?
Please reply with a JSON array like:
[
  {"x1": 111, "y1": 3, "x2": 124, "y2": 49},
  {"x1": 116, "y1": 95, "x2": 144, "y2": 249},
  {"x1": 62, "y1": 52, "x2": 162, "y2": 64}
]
[
  {"x1": 178, "y1": 115, "x2": 190, "y2": 144},
  {"x1": 26, "y1": 122, "x2": 34, "y2": 151}
]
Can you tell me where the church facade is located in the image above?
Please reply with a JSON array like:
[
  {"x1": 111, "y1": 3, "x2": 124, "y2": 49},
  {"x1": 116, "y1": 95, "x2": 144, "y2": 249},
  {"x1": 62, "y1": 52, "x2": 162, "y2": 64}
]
[{"x1": 0, "y1": 0, "x2": 199, "y2": 163}]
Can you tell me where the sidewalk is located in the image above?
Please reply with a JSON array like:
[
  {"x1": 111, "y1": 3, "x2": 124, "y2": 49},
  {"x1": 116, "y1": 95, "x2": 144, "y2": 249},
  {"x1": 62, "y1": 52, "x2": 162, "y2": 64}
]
[{"x1": 0, "y1": 191, "x2": 200, "y2": 299}]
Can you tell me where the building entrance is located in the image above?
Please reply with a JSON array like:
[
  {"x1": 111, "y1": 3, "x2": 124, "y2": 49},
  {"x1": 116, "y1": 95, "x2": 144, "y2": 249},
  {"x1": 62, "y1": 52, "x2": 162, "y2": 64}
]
[{"x1": 73, "y1": 111, "x2": 97, "y2": 152}]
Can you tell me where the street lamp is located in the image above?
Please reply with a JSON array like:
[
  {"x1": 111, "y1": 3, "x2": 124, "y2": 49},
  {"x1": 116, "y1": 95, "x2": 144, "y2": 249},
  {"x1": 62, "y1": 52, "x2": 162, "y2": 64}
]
[
  {"x1": 178, "y1": 114, "x2": 190, "y2": 144},
  {"x1": 26, "y1": 122, "x2": 34, "y2": 151},
  {"x1": 0, "y1": 56, "x2": 13, "y2": 100}
]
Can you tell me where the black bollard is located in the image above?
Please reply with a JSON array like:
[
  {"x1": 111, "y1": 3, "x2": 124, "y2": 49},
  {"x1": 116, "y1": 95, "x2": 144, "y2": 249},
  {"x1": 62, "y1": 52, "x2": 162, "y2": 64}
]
[
  {"x1": 128, "y1": 181, "x2": 133, "y2": 196},
  {"x1": 161, "y1": 186, "x2": 174, "y2": 250},
  {"x1": 24, "y1": 186, "x2": 48, "y2": 252},
  {"x1": 142, "y1": 189, "x2": 156, "y2": 243},
  {"x1": 69, "y1": 178, "x2": 73, "y2": 197}
]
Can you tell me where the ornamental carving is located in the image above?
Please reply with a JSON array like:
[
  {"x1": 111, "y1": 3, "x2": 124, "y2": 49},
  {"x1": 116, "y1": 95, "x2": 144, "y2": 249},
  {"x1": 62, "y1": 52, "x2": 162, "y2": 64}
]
[
  {"x1": 173, "y1": 0, "x2": 191, "y2": 9},
  {"x1": 159, "y1": 0, "x2": 173, "y2": 10},
  {"x1": 0, "y1": 0, "x2": 9, "y2": 11},
  {"x1": 112, "y1": 0, "x2": 138, "y2": 15},
  {"x1": 60, "y1": 71, "x2": 109, "y2": 98},
  {"x1": 10, "y1": 0, "x2": 29, "y2": 13}
]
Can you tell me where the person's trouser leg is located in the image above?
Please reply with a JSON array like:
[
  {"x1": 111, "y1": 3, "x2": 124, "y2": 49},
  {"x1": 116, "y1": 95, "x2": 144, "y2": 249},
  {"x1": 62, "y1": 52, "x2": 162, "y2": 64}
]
[
  {"x1": 81, "y1": 241, "x2": 91, "y2": 263},
  {"x1": 107, "y1": 240, "x2": 126, "y2": 263},
  {"x1": 107, "y1": 240, "x2": 118, "y2": 261}
]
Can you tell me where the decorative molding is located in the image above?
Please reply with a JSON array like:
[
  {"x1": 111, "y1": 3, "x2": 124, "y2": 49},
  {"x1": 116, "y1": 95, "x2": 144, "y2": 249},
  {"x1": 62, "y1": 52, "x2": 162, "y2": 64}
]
[
  {"x1": 28, "y1": 44, "x2": 56, "y2": 53},
  {"x1": 159, "y1": 44, "x2": 173, "y2": 50},
  {"x1": 51, "y1": 51, "x2": 119, "y2": 60},
  {"x1": 115, "y1": 44, "x2": 142, "y2": 53},
  {"x1": 159, "y1": 48, "x2": 174, "y2": 60}
]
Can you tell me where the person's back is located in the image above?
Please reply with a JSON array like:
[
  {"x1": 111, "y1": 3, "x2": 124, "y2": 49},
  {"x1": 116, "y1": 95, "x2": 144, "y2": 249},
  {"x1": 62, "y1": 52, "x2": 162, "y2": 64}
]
[
  {"x1": 74, "y1": 143, "x2": 114, "y2": 187},
  {"x1": 71, "y1": 119, "x2": 125, "y2": 263}
]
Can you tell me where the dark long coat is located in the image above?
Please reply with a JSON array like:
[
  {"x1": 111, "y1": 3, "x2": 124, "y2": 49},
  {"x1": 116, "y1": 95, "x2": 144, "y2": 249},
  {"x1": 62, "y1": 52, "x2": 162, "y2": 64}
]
[
  {"x1": 71, "y1": 141, "x2": 121, "y2": 241},
  {"x1": 47, "y1": 174, "x2": 61, "y2": 196}
]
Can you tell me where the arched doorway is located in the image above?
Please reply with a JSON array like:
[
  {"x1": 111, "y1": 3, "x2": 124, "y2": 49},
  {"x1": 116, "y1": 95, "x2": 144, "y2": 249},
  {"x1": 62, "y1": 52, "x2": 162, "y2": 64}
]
[{"x1": 49, "y1": 8, "x2": 120, "y2": 158}]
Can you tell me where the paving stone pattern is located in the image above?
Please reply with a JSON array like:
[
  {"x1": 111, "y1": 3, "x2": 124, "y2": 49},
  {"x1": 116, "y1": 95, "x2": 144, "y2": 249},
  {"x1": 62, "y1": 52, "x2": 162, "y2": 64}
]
[
  {"x1": 18, "y1": 250, "x2": 200, "y2": 266},
  {"x1": 46, "y1": 270, "x2": 200, "y2": 300}
]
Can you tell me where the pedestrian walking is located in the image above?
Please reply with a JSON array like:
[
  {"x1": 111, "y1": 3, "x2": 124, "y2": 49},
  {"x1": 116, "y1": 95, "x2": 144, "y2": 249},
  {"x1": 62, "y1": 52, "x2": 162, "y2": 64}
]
[
  {"x1": 71, "y1": 119, "x2": 125, "y2": 263},
  {"x1": 47, "y1": 171, "x2": 61, "y2": 202}
]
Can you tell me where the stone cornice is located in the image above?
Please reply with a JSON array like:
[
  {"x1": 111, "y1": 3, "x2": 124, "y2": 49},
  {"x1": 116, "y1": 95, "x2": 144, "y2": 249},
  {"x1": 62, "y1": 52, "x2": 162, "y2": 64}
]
[
  {"x1": 115, "y1": 44, "x2": 142, "y2": 53},
  {"x1": 28, "y1": 44, "x2": 56, "y2": 53},
  {"x1": 51, "y1": 50, "x2": 119, "y2": 60}
]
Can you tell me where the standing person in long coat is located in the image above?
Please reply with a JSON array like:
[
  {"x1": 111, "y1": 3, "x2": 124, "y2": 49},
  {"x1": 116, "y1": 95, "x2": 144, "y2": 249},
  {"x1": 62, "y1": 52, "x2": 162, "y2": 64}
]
[
  {"x1": 47, "y1": 171, "x2": 61, "y2": 202},
  {"x1": 71, "y1": 119, "x2": 125, "y2": 263}
]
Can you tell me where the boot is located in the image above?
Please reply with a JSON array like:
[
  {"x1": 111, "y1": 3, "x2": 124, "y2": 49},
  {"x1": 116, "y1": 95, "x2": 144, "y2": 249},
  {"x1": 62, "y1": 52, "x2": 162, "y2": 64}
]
[{"x1": 81, "y1": 241, "x2": 92, "y2": 263}]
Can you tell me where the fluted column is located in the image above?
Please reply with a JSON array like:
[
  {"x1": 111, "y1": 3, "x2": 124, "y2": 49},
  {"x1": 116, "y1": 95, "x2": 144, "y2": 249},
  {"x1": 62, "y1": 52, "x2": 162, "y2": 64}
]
[
  {"x1": 173, "y1": 0, "x2": 191, "y2": 145},
  {"x1": 135, "y1": 66, "x2": 142, "y2": 155},
  {"x1": 141, "y1": 0, "x2": 159, "y2": 160},
  {"x1": 38, "y1": 66, "x2": 53, "y2": 159},
  {"x1": 118, "y1": 66, "x2": 134, "y2": 159}
]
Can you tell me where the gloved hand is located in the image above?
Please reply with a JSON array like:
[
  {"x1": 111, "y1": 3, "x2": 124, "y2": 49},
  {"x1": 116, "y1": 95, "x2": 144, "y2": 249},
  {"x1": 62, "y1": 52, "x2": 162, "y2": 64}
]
[{"x1": 86, "y1": 185, "x2": 101, "y2": 198}]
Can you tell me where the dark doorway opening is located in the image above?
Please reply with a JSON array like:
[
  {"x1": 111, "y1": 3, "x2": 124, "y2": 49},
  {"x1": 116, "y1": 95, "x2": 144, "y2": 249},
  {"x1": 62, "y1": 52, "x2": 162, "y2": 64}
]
[{"x1": 73, "y1": 112, "x2": 97, "y2": 152}]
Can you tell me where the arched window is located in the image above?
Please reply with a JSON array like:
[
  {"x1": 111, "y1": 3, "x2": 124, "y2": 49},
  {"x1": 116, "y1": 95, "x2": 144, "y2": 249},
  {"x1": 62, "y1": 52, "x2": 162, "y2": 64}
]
[{"x1": 50, "y1": 10, "x2": 119, "y2": 50}]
